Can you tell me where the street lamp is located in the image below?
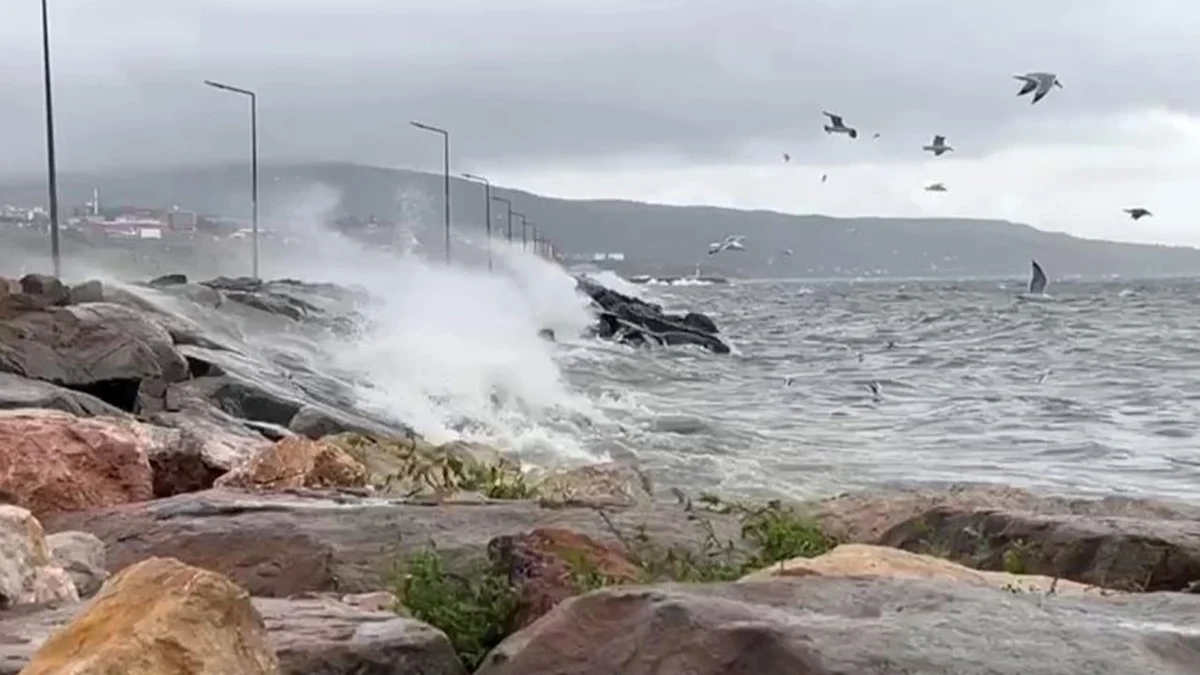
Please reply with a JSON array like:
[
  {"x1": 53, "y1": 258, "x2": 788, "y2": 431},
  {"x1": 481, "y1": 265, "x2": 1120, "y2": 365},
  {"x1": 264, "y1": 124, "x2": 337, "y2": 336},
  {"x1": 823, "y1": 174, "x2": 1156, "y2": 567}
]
[
  {"x1": 410, "y1": 121, "x2": 451, "y2": 264},
  {"x1": 461, "y1": 173, "x2": 492, "y2": 271},
  {"x1": 522, "y1": 220, "x2": 532, "y2": 251},
  {"x1": 512, "y1": 212, "x2": 526, "y2": 251},
  {"x1": 204, "y1": 79, "x2": 259, "y2": 280},
  {"x1": 531, "y1": 226, "x2": 540, "y2": 257},
  {"x1": 490, "y1": 196, "x2": 513, "y2": 245},
  {"x1": 39, "y1": 0, "x2": 61, "y2": 278}
]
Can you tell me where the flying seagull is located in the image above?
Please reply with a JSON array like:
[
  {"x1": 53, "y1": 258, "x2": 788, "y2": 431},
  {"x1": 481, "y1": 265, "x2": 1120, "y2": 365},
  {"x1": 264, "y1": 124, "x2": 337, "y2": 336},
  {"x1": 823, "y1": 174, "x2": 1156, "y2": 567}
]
[
  {"x1": 821, "y1": 173, "x2": 828, "y2": 183},
  {"x1": 1124, "y1": 207, "x2": 1152, "y2": 220},
  {"x1": 822, "y1": 111, "x2": 858, "y2": 139},
  {"x1": 781, "y1": 248, "x2": 793, "y2": 257},
  {"x1": 922, "y1": 135, "x2": 954, "y2": 156},
  {"x1": 782, "y1": 152, "x2": 791, "y2": 163},
  {"x1": 1013, "y1": 72, "x2": 1063, "y2": 104},
  {"x1": 872, "y1": 132, "x2": 881, "y2": 139},
  {"x1": 924, "y1": 182, "x2": 948, "y2": 192},
  {"x1": 708, "y1": 235, "x2": 746, "y2": 255}
]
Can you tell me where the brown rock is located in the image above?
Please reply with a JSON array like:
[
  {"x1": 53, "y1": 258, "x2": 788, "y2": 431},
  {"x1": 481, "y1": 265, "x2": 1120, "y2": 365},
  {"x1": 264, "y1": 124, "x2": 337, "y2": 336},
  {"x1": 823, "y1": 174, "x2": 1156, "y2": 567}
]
[
  {"x1": 0, "y1": 409, "x2": 155, "y2": 518},
  {"x1": 0, "y1": 592, "x2": 465, "y2": 675},
  {"x1": 145, "y1": 407, "x2": 273, "y2": 497},
  {"x1": 475, "y1": 578, "x2": 1200, "y2": 675},
  {"x1": 42, "y1": 488, "x2": 739, "y2": 598},
  {"x1": 530, "y1": 461, "x2": 653, "y2": 507},
  {"x1": 488, "y1": 527, "x2": 641, "y2": 630},
  {"x1": 876, "y1": 504, "x2": 1200, "y2": 592},
  {"x1": 740, "y1": 543, "x2": 1105, "y2": 596},
  {"x1": 215, "y1": 436, "x2": 368, "y2": 491},
  {"x1": 20, "y1": 556, "x2": 279, "y2": 675},
  {"x1": 324, "y1": 433, "x2": 528, "y2": 498}
]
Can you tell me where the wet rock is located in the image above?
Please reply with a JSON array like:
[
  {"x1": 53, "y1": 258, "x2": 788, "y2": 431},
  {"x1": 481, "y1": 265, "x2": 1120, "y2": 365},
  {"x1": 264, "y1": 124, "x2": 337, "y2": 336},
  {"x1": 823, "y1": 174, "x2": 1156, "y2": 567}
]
[
  {"x1": 66, "y1": 279, "x2": 104, "y2": 304},
  {"x1": 146, "y1": 406, "x2": 273, "y2": 496},
  {"x1": 0, "y1": 373, "x2": 127, "y2": 418},
  {"x1": 46, "y1": 531, "x2": 107, "y2": 598},
  {"x1": 148, "y1": 273, "x2": 188, "y2": 287},
  {"x1": 681, "y1": 311, "x2": 719, "y2": 334},
  {"x1": 0, "y1": 301, "x2": 188, "y2": 413},
  {"x1": 0, "y1": 409, "x2": 155, "y2": 518},
  {"x1": 17, "y1": 274, "x2": 69, "y2": 308},
  {"x1": 42, "y1": 488, "x2": 739, "y2": 598},
  {"x1": 0, "y1": 505, "x2": 78, "y2": 610},
  {"x1": 0, "y1": 589, "x2": 465, "y2": 675},
  {"x1": 476, "y1": 578, "x2": 1200, "y2": 675},
  {"x1": 215, "y1": 436, "x2": 368, "y2": 491},
  {"x1": 20, "y1": 556, "x2": 279, "y2": 675},
  {"x1": 576, "y1": 276, "x2": 730, "y2": 354},
  {"x1": 488, "y1": 527, "x2": 641, "y2": 630},
  {"x1": 740, "y1": 543, "x2": 1104, "y2": 596}
]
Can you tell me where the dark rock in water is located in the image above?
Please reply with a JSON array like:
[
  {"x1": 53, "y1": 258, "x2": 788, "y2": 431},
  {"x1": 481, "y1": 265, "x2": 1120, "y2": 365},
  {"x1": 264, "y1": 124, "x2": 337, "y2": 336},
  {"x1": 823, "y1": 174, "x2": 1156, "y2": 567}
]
[
  {"x1": 576, "y1": 276, "x2": 730, "y2": 354},
  {"x1": 537, "y1": 328, "x2": 556, "y2": 342},
  {"x1": 0, "y1": 373, "x2": 127, "y2": 418},
  {"x1": 148, "y1": 273, "x2": 188, "y2": 288}
]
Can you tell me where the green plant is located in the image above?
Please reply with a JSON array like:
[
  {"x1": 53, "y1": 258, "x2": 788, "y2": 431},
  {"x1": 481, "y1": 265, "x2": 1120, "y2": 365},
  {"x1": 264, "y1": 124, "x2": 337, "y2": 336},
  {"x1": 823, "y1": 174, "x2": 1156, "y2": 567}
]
[
  {"x1": 1002, "y1": 539, "x2": 1033, "y2": 575},
  {"x1": 394, "y1": 547, "x2": 519, "y2": 670}
]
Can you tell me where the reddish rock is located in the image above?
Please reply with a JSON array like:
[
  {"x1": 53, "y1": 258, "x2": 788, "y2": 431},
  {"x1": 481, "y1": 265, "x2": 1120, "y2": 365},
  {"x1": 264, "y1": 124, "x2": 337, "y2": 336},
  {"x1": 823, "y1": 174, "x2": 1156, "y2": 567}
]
[
  {"x1": 488, "y1": 527, "x2": 641, "y2": 630},
  {"x1": 0, "y1": 409, "x2": 155, "y2": 518},
  {"x1": 215, "y1": 436, "x2": 367, "y2": 491}
]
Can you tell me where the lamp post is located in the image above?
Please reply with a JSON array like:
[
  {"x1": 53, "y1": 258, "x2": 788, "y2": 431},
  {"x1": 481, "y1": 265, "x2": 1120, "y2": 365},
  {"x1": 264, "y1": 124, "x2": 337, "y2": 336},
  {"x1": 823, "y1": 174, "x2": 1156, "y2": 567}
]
[
  {"x1": 531, "y1": 226, "x2": 540, "y2": 257},
  {"x1": 461, "y1": 173, "x2": 492, "y2": 271},
  {"x1": 204, "y1": 79, "x2": 259, "y2": 279},
  {"x1": 491, "y1": 196, "x2": 512, "y2": 244},
  {"x1": 410, "y1": 121, "x2": 451, "y2": 264},
  {"x1": 40, "y1": 0, "x2": 61, "y2": 278},
  {"x1": 512, "y1": 212, "x2": 526, "y2": 251},
  {"x1": 522, "y1": 220, "x2": 532, "y2": 251}
]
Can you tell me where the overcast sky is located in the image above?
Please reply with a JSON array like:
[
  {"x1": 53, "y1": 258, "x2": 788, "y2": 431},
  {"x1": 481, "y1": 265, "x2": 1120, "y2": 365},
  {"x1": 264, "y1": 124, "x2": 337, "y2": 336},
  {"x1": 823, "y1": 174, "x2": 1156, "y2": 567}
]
[{"x1": 3, "y1": 0, "x2": 1199, "y2": 245}]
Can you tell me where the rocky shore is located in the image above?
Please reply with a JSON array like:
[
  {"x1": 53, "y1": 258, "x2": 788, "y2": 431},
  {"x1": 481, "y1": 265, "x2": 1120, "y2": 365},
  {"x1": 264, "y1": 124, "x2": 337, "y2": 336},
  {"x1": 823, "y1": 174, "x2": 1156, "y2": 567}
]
[{"x1": 0, "y1": 272, "x2": 1198, "y2": 674}]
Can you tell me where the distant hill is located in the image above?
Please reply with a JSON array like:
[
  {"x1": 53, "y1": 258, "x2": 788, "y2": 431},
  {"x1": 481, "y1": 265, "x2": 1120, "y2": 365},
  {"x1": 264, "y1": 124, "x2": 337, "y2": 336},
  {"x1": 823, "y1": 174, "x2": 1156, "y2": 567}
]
[{"x1": 3, "y1": 161, "x2": 1199, "y2": 279}]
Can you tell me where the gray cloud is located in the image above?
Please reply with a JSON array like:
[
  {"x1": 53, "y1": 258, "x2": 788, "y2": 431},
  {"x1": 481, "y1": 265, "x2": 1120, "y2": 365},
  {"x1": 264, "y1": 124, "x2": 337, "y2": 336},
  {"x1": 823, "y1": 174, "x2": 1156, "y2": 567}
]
[{"x1": 2, "y1": 0, "x2": 1198, "y2": 175}]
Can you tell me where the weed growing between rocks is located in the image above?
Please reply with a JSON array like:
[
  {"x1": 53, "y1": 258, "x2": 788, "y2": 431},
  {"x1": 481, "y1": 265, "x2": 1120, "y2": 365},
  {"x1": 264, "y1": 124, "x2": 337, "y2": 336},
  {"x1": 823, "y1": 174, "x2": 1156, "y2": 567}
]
[
  {"x1": 394, "y1": 547, "x2": 519, "y2": 670},
  {"x1": 393, "y1": 492, "x2": 835, "y2": 668}
]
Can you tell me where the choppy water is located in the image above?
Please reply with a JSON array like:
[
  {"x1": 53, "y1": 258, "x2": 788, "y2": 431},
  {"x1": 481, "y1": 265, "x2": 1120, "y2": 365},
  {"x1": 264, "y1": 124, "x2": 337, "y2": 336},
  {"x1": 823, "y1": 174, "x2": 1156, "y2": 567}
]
[{"x1": 558, "y1": 276, "x2": 1200, "y2": 502}]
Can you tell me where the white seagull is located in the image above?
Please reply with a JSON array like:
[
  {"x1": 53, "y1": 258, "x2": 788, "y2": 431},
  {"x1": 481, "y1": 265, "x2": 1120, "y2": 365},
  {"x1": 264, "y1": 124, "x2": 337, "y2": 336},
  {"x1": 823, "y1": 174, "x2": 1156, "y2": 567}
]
[
  {"x1": 1013, "y1": 72, "x2": 1063, "y2": 104},
  {"x1": 708, "y1": 235, "x2": 747, "y2": 255},
  {"x1": 822, "y1": 111, "x2": 858, "y2": 139},
  {"x1": 922, "y1": 135, "x2": 954, "y2": 156},
  {"x1": 924, "y1": 182, "x2": 948, "y2": 192}
]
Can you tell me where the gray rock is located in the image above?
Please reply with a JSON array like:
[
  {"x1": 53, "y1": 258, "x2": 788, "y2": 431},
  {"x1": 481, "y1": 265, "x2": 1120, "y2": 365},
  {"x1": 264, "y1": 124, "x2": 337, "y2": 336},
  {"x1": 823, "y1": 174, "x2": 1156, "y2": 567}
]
[
  {"x1": 42, "y1": 488, "x2": 740, "y2": 598},
  {"x1": 45, "y1": 531, "x2": 107, "y2": 597},
  {"x1": 66, "y1": 280, "x2": 104, "y2": 305},
  {"x1": 0, "y1": 595, "x2": 466, "y2": 675},
  {"x1": 0, "y1": 373, "x2": 127, "y2": 418},
  {"x1": 477, "y1": 577, "x2": 1200, "y2": 675},
  {"x1": 145, "y1": 406, "x2": 273, "y2": 497}
]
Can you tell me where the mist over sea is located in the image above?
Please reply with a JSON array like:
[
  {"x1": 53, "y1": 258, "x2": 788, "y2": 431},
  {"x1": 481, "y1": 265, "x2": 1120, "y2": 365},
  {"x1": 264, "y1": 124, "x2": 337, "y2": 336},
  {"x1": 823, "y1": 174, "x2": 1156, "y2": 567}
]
[{"x1": 6, "y1": 188, "x2": 1197, "y2": 504}]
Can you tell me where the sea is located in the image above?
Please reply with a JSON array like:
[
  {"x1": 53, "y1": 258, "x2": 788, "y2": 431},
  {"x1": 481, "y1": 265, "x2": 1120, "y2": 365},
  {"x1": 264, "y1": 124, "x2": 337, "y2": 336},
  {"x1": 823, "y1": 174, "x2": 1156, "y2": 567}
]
[{"x1": 8, "y1": 226, "x2": 1199, "y2": 504}]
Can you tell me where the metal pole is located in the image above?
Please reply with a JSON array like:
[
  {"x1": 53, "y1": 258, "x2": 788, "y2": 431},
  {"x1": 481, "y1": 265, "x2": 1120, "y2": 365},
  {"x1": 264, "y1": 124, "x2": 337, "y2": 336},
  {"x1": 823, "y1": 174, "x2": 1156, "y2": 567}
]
[
  {"x1": 204, "y1": 79, "x2": 259, "y2": 279},
  {"x1": 512, "y1": 213, "x2": 526, "y2": 249},
  {"x1": 522, "y1": 220, "x2": 531, "y2": 251},
  {"x1": 491, "y1": 196, "x2": 512, "y2": 246},
  {"x1": 40, "y1": 0, "x2": 60, "y2": 278},
  {"x1": 462, "y1": 173, "x2": 492, "y2": 271},
  {"x1": 410, "y1": 121, "x2": 451, "y2": 264}
]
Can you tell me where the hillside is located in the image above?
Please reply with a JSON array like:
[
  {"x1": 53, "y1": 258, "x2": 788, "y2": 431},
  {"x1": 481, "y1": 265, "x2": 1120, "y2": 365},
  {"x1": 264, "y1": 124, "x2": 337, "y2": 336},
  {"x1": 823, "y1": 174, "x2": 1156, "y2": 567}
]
[{"x1": 3, "y1": 161, "x2": 1199, "y2": 279}]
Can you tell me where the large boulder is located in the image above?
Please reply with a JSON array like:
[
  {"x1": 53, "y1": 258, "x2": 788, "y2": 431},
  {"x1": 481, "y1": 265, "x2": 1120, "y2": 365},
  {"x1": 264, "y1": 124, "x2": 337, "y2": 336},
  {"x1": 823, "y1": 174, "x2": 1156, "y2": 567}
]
[
  {"x1": 0, "y1": 409, "x2": 156, "y2": 518},
  {"x1": 811, "y1": 483, "x2": 1200, "y2": 593},
  {"x1": 0, "y1": 301, "x2": 189, "y2": 412},
  {"x1": 19, "y1": 556, "x2": 280, "y2": 675},
  {"x1": 42, "y1": 488, "x2": 739, "y2": 598},
  {"x1": 575, "y1": 276, "x2": 730, "y2": 354},
  {"x1": 0, "y1": 505, "x2": 78, "y2": 610},
  {"x1": 475, "y1": 578, "x2": 1200, "y2": 675},
  {"x1": 46, "y1": 530, "x2": 108, "y2": 598},
  {"x1": 144, "y1": 405, "x2": 274, "y2": 497},
  {"x1": 0, "y1": 586, "x2": 466, "y2": 675}
]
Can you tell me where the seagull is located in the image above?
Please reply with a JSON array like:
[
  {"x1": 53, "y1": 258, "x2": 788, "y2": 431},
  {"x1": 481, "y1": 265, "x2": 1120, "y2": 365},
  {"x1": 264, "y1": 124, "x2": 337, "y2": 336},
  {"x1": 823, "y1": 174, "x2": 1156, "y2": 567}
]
[
  {"x1": 782, "y1": 152, "x2": 791, "y2": 163},
  {"x1": 821, "y1": 173, "x2": 828, "y2": 183},
  {"x1": 822, "y1": 111, "x2": 858, "y2": 139},
  {"x1": 1124, "y1": 207, "x2": 1152, "y2": 220},
  {"x1": 922, "y1": 135, "x2": 954, "y2": 156},
  {"x1": 1013, "y1": 72, "x2": 1063, "y2": 104},
  {"x1": 872, "y1": 132, "x2": 881, "y2": 139},
  {"x1": 708, "y1": 235, "x2": 746, "y2": 255},
  {"x1": 781, "y1": 248, "x2": 793, "y2": 256},
  {"x1": 924, "y1": 182, "x2": 948, "y2": 192}
]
